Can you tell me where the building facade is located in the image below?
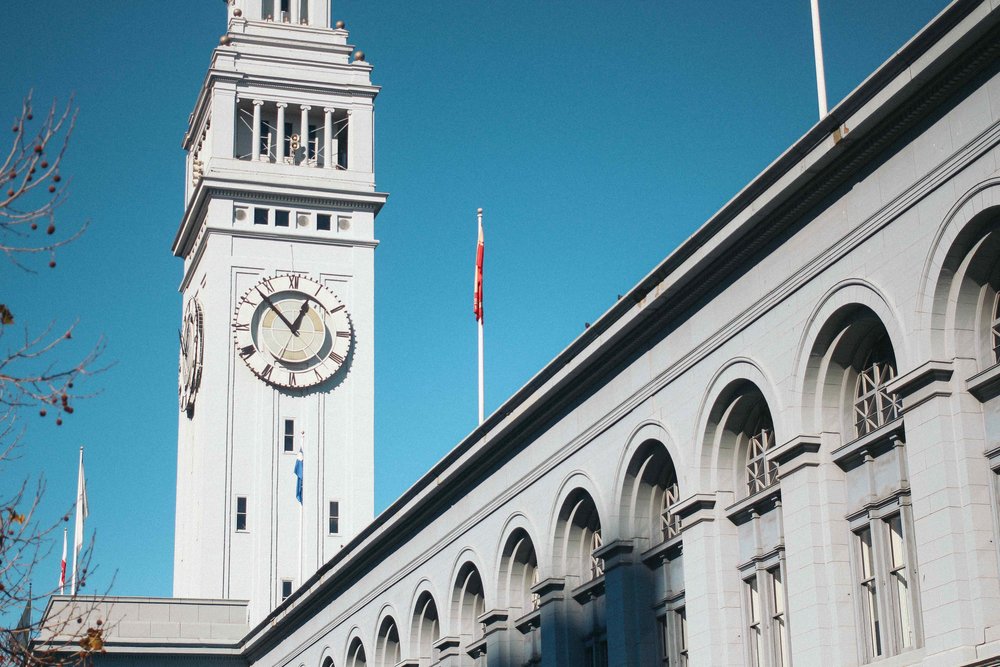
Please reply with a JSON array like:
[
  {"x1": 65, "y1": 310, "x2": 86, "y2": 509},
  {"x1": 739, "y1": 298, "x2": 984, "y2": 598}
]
[{"x1": 35, "y1": 0, "x2": 1000, "y2": 665}]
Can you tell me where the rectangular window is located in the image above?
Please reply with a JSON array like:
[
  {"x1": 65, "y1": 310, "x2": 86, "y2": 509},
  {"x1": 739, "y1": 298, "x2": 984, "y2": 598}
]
[
  {"x1": 857, "y1": 526, "x2": 883, "y2": 658},
  {"x1": 281, "y1": 579, "x2": 293, "y2": 601},
  {"x1": 317, "y1": 213, "x2": 332, "y2": 231},
  {"x1": 275, "y1": 210, "x2": 290, "y2": 227},
  {"x1": 329, "y1": 501, "x2": 340, "y2": 534},
  {"x1": 677, "y1": 607, "x2": 688, "y2": 666},
  {"x1": 746, "y1": 576, "x2": 763, "y2": 667},
  {"x1": 769, "y1": 567, "x2": 790, "y2": 667},
  {"x1": 886, "y1": 515, "x2": 914, "y2": 650},
  {"x1": 308, "y1": 124, "x2": 318, "y2": 160},
  {"x1": 235, "y1": 496, "x2": 248, "y2": 531},
  {"x1": 283, "y1": 419, "x2": 295, "y2": 453},
  {"x1": 253, "y1": 207, "x2": 268, "y2": 225}
]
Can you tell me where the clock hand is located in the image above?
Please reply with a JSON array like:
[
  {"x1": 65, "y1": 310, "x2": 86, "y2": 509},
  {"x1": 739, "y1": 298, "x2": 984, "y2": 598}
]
[
  {"x1": 256, "y1": 288, "x2": 297, "y2": 331},
  {"x1": 289, "y1": 301, "x2": 310, "y2": 335}
]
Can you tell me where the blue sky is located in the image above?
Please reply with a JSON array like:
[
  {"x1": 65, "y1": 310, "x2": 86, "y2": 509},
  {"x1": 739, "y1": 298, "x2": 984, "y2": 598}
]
[{"x1": 2, "y1": 1, "x2": 950, "y2": 600}]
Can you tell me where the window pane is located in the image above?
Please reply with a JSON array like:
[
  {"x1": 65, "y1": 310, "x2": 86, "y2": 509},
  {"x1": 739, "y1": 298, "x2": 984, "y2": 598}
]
[
  {"x1": 887, "y1": 515, "x2": 914, "y2": 649},
  {"x1": 746, "y1": 577, "x2": 762, "y2": 666},
  {"x1": 254, "y1": 207, "x2": 268, "y2": 225},
  {"x1": 329, "y1": 501, "x2": 340, "y2": 534},
  {"x1": 857, "y1": 528, "x2": 882, "y2": 657},
  {"x1": 275, "y1": 210, "x2": 290, "y2": 227},
  {"x1": 317, "y1": 213, "x2": 332, "y2": 231}
]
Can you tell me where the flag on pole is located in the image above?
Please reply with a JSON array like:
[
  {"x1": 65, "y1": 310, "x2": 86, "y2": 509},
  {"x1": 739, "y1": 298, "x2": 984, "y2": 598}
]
[
  {"x1": 71, "y1": 447, "x2": 88, "y2": 595},
  {"x1": 474, "y1": 210, "x2": 484, "y2": 323},
  {"x1": 294, "y1": 447, "x2": 303, "y2": 504},
  {"x1": 59, "y1": 527, "x2": 67, "y2": 594}
]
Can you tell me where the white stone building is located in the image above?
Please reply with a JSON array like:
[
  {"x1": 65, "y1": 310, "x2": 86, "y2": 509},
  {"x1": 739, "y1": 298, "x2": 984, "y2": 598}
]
[{"x1": 35, "y1": 0, "x2": 1000, "y2": 665}]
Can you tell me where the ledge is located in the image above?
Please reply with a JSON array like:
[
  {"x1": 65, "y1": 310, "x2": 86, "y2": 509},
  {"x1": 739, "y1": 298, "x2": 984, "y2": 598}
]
[
  {"x1": 571, "y1": 575, "x2": 606, "y2": 604},
  {"x1": 531, "y1": 577, "x2": 566, "y2": 607},
  {"x1": 831, "y1": 418, "x2": 904, "y2": 471},
  {"x1": 432, "y1": 635, "x2": 461, "y2": 660},
  {"x1": 725, "y1": 487, "x2": 782, "y2": 526},
  {"x1": 985, "y1": 444, "x2": 1000, "y2": 471},
  {"x1": 968, "y1": 363, "x2": 1000, "y2": 402},
  {"x1": 514, "y1": 609, "x2": 541, "y2": 634},
  {"x1": 477, "y1": 609, "x2": 509, "y2": 637},
  {"x1": 466, "y1": 636, "x2": 487, "y2": 659},
  {"x1": 888, "y1": 359, "x2": 953, "y2": 410},
  {"x1": 641, "y1": 533, "x2": 683, "y2": 568}
]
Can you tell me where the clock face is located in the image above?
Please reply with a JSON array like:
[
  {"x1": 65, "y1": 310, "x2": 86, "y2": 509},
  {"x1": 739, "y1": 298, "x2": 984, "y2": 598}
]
[
  {"x1": 233, "y1": 274, "x2": 352, "y2": 388},
  {"x1": 179, "y1": 297, "x2": 205, "y2": 413}
]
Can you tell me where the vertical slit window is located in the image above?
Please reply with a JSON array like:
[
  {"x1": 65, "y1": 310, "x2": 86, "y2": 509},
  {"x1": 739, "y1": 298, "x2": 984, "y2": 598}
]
[
  {"x1": 283, "y1": 419, "x2": 295, "y2": 452},
  {"x1": 590, "y1": 529, "x2": 604, "y2": 580},
  {"x1": 281, "y1": 579, "x2": 292, "y2": 601},
  {"x1": 678, "y1": 607, "x2": 688, "y2": 666},
  {"x1": 329, "y1": 501, "x2": 340, "y2": 535},
  {"x1": 770, "y1": 567, "x2": 790, "y2": 667},
  {"x1": 992, "y1": 291, "x2": 1000, "y2": 363},
  {"x1": 235, "y1": 496, "x2": 248, "y2": 531},
  {"x1": 661, "y1": 481, "x2": 681, "y2": 540}
]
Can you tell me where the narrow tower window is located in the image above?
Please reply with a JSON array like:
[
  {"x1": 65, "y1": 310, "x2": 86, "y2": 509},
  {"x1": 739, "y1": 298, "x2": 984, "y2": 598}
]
[
  {"x1": 281, "y1": 579, "x2": 293, "y2": 601},
  {"x1": 283, "y1": 419, "x2": 295, "y2": 453},
  {"x1": 317, "y1": 214, "x2": 332, "y2": 231},
  {"x1": 235, "y1": 496, "x2": 248, "y2": 531},
  {"x1": 329, "y1": 501, "x2": 340, "y2": 534},
  {"x1": 275, "y1": 210, "x2": 290, "y2": 227},
  {"x1": 253, "y1": 207, "x2": 268, "y2": 225}
]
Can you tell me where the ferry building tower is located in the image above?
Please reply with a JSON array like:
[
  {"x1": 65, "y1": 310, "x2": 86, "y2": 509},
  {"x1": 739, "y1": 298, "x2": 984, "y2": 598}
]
[{"x1": 171, "y1": 0, "x2": 385, "y2": 622}]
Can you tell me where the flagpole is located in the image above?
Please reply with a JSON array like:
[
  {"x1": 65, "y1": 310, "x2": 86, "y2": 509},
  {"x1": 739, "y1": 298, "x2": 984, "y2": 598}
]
[
  {"x1": 71, "y1": 446, "x2": 84, "y2": 596},
  {"x1": 810, "y1": 0, "x2": 829, "y2": 118},
  {"x1": 477, "y1": 208, "x2": 485, "y2": 425}
]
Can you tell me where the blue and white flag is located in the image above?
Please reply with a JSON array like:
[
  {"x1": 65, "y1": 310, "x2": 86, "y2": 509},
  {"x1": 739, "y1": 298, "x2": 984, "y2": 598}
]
[{"x1": 294, "y1": 447, "x2": 303, "y2": 504}]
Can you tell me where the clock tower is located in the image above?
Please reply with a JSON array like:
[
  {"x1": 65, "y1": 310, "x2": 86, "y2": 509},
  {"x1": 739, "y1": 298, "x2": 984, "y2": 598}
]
[{"x1": 172, "y1": 0, "x2": 385, "y2": 623}]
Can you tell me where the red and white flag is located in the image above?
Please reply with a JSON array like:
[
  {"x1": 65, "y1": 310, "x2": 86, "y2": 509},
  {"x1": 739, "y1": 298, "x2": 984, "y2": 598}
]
[
  {"x1": 474, "y1": 211, "x2": 484, "y2": 322},
  {"x1": 59, "y1": 527, "x2": 67, "y2": 594}
]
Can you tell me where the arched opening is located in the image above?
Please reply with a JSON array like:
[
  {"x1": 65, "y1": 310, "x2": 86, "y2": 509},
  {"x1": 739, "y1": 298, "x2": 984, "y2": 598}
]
[
  {"x1": 620, "y1": 440, "x2": 679, "y2": 544},
  {"x1": 451, "y1": 562, "x2": 485, "y2": 645},
  {"x1": 321, "y1": 657, "x2": 334, "y2": 667},
  {"x1": 705, "y1": 381, "x2": 777, "y2": 499},
  {"x1": 553, "y1": 489, "x2": 603, "y2": 584},
  {"x1": 374, "y1": 616, "x2": 401, "y2": 667},
  {"x1": 346, "y1": 637, "x2": 367, "y2": 667},
  {"x1": 498, "y1": 529, "x2": 539, "y2": 615},
  {"x1": 410, "y1": 591, "x2": 440, "y2": 666}
]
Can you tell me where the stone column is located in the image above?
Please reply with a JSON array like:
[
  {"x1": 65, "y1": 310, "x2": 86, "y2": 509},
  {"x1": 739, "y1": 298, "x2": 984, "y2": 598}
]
[
  {"x1": 532, "y1": 578, "x2": 582, "y2": 667},
  {"x1": 671, "y1": 492, "x2": 743, "y2": 666},
  {"x1": 323, "y1": 107, "x2": 334, "y2": 168},
  {"x1": 593, "y1": 539, "x2": 656, "y2": 666},
  {"x1": 276, "y1": 103, "x2": 287, "y2": 162},
  {"x1": 299, "y1": 105, "x2": 310, "y2": 164},
  {"x1": 481, "y1": 610, "x2": 511, "y2": 667},
  {"x1": 771, "y1": 435, "x2": 858, "y2": 665},
  {"x1": 251, "y1": 100, "x2": 263, "y2": 161}
]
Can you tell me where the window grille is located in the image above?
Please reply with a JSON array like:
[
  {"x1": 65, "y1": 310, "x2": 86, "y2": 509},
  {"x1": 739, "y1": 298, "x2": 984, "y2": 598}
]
[
  {"x1": 854, "y1": 354, "x2": 901, "y2": 437},
  {"x1": 992, "y1": 291, "x2": 1000, "y2": 363},
  {"x1": 589, "y1": 530, "x2": 604, "y2": 580},
  {"x1": 746, "y1": 427, "x2": 778, "y2": 495},
  {"x1": 660, "y1": 481, "x2": 681, "y2": 540}
]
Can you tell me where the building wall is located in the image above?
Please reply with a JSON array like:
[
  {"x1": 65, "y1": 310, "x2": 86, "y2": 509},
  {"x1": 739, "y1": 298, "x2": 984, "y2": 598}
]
[{"x1": 245, "y1": 7, "x2": 1000, "y2": 667}]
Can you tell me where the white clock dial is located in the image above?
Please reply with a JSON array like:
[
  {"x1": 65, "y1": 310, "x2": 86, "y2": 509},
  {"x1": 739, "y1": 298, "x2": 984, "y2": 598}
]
[
  {"x1": 233, "y1": 274, "x2": 352, "y2": 388},
  {"x1": 179, "y1": 297, "x2": 205, "y2": 413}
]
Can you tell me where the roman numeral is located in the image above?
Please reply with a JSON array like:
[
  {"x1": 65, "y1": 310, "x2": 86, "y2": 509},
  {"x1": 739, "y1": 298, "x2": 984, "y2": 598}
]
[
  {"x1": 260, "y1": 364, "x2": 273, "y2": 380},
  {"x1": 239, "y1": 345, "x2": 255, "y2": 358},
  {"x1": 288, "y1": 274, "x2": 300, "y2": 289},
  {"x1": 312, "y1": 369, "x2": 324, "y2": 383},
  {"x1": 328, "y1": 351, "x2": 345, "y2": 365},
  {"x1": 314, "y1": 283, "x2": 324, "y2": 296},
  {"x1": 288, "y1": 372, "x2": 297, "y2": 387},
  {"x1": 328, "y1": 304, "x2": 345, "y2": 314},
  {"x1": 233, "y1": 322, "x2": 250, "y2": 332},
  {"x1": 336, "y1": 330, "x2": 350, "y2": 338},
  {"x1": 260, "y1": 277, "x2": 275, "y2": 294}
]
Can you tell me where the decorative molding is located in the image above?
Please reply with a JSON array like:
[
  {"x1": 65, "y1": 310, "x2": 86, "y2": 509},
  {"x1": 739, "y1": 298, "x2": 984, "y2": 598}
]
[
  {"x1": 477, "y1": 609, "x2": 509, "y2": 637},
  {"x1": 570, "y1": 575, "x2": 605, "y2": 605},
  {"x1": 431, "y1": 636, "x2": 461, "y2": 660},
  {"x1": 640, "y1": 534, "x2": 682, "y2": 568},
  {"x1": 771, "y1": 434, "x2": 822, "y2": 476},
  {"x1": 513, "y1": 608, "x2": 541, "y2": 634},
  {"x1": 725, "y1": 488, "x2": 782, "y2": 526},
  {"x1": 832, "y1": 419, "x2": 905, "y2": 472},
  {"x1": 465, "y1": 636, "x2": 487, "y2": 659},
  {"x1": 671, "y1": 493, "x2": 718, "y2": 530},
  {"x1": 530, "y1": 577, "x2": 566, "y2": 607},
  {"x1": 967, "y1": 363, "x2": 1000, "y2": 402}
]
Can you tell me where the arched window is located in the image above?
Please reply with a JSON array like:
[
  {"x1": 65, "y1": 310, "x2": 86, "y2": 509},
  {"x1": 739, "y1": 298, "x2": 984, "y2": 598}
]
[
  {"x1": 853, "y1": 336, "x2": 902, "y2": 437},
  {"x1": 346, "y1": 638, "x2": 367, "y2": 667},
  {"x1": 451, "y1": 562, "x2": 485, "y2": 645},
  {"x1": 621, "y1": 440, "x2": 680, "y2": 544},
  {"x1": 374, "y1": 617, "x2": 400, "y2": 667},
  {"x1": 499, "y1": 530, "x2": 539, "y2": 614},
  {"x1": 745, "y1": 415, "x2": 777, "y2": 495},
  {"x1": 410, "y1": 591, "x2": 440, "y2": 665},
  {"x1": 554, "y1": 490, "x2": 603, "y2": 584}
]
